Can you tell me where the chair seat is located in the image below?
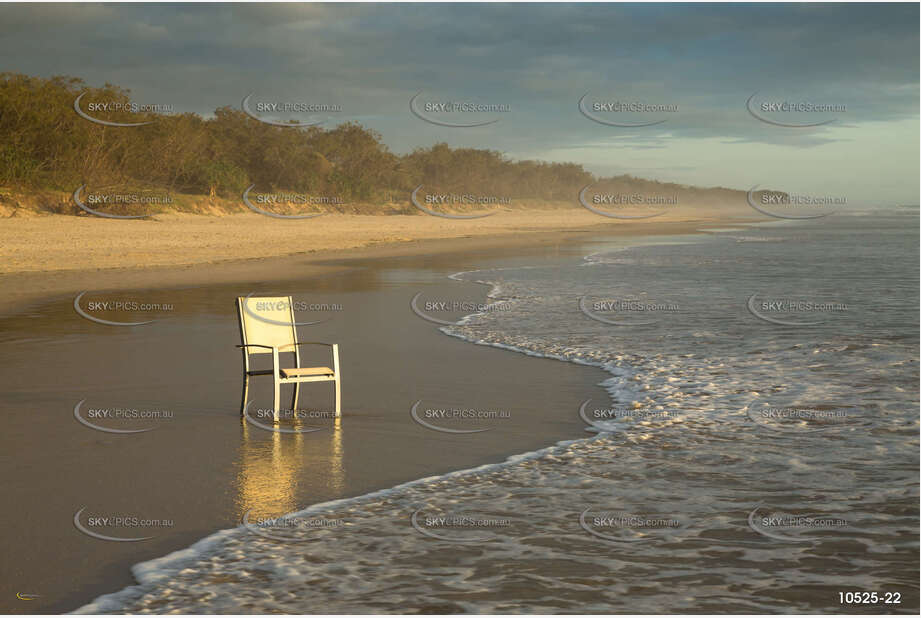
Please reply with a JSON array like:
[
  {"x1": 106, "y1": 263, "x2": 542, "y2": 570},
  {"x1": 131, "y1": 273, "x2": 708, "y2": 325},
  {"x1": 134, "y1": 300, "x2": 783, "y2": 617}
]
[{"x1": 280, "y1": 366, "x2": 335, "y2": 378}]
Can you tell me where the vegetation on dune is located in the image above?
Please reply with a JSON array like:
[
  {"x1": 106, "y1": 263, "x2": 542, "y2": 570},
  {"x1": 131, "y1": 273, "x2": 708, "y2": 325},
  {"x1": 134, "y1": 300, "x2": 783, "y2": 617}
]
[
  {"x1": 0, "y1": 73, "x2": 592, "y2": 206},
  {"x1": 0, "y1": 73, "x2": 753, "y2": 216}
]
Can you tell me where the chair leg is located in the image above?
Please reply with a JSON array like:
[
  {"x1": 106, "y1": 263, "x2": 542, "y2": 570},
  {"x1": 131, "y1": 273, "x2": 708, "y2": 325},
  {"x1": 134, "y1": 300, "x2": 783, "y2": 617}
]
[
  {"x1": 240, "y1": 374, "x2": 249, "y2": 417},
  {"x1": 334, "y1": 376, "x2": 341, "y2": 418},
  {"x1": 273, "y1": 377, "x2": 281, "y2": 423},
  {"x1": 292, "y1": 383, "x2": 300, "y2": 415}
]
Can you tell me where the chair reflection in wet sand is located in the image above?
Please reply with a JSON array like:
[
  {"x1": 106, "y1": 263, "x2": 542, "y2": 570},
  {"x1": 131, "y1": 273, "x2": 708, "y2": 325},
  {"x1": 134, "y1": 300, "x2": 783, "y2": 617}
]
[{"x1": 236, "y1": 296, "x2": 340, "y2": 422}]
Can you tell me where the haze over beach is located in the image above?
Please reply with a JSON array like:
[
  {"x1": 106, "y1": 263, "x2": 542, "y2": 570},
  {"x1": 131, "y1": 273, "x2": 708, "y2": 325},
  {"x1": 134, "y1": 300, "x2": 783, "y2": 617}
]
[{"x1": 0, "y1": 2, "x2": 917, "y2": 616}]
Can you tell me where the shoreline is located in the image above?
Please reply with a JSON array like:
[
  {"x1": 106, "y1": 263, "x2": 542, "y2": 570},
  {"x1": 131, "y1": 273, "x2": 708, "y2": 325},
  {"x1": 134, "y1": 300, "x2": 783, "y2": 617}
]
[
  {"x1": 3, "y1": 214, "x2": 749, "y2": 614},
  {"x1": 74, "y1": 433, "x2": 597, "y2": 614},
  {"x1": 2, "y1": 220, "x2": 644, "y2": 614},
  {"x1": 40, "y1": 211, "x2": 919, "y2": 615},
  {"x1": 0, "y1": 211, "x2": 753, "y2": 316}
]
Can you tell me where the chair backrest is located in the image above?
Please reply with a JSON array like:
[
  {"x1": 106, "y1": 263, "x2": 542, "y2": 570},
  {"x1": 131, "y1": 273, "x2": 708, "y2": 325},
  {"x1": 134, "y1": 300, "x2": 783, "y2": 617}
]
[{"x1": 236, "y1": 296, "x2": 297, "y2": 354}]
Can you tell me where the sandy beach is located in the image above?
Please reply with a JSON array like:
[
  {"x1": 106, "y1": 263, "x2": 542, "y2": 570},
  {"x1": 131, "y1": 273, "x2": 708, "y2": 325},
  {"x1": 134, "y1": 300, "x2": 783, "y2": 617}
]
[
  {"x1": 0, "y1": 207, "x2": 749, "y2": 316},
  {"x1": 0, "y1": 211, "x2": 741, "y2": 613},
  {"x1": 0, "y1": 208, "x2": 736, "y2": 274},
  {"x1": 1, "y1": 209, "x2": 917, "y2": 614}
]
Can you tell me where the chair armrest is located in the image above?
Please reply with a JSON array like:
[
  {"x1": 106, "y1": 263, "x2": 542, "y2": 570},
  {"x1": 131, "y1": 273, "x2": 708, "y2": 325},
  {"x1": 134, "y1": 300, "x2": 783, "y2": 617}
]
[
  {"x1": 237, "y1": 344, "x2": 280, "y2": 377},
  {"x1": 236, "y1": 344, "x2": 281, "y2": 377},
  {"x1": 277, "y1": 342, "x2": 339, "y2": 375}
]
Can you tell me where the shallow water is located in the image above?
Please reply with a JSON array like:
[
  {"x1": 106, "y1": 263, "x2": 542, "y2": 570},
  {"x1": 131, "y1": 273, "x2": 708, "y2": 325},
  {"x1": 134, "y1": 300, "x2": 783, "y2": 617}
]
[
  {"x1": 77, "y1": 211, "x2": 919, "y2": 614},
  {"x1": 0, "y1": 246, "x2": 610, "y2": 613}
]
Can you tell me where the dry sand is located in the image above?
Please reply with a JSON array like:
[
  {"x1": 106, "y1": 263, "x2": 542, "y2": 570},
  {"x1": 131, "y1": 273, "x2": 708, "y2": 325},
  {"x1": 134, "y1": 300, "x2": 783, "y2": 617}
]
[
  {"x1": 0, "y1": 207, "x2": 740, "y2": 274},
  {"x1": 0, "y1": 207, "x2": 752, "y2": 315}
]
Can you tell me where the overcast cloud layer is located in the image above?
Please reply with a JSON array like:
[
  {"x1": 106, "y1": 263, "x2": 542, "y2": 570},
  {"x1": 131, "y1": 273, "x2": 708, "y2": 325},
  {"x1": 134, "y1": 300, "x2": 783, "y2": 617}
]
[{"x1": 1, "y1": 2, "x2": 917, "y2": 205}]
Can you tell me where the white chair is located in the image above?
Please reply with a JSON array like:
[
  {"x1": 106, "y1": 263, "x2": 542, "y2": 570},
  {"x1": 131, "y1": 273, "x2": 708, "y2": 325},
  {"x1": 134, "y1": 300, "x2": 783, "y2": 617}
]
[{"x1": 236, "y1": 296, "x2": 340, "y2": 422}]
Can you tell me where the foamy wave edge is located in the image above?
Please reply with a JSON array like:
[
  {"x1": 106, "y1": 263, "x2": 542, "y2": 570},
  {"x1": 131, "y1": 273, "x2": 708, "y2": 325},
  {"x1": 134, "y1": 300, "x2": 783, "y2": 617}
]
[
  {"x1": 73, "y1": 265, "x2": 610, "y2": 614},
  {"x1": 71, "y1": 433, "x2": 598, "y2": 614}
]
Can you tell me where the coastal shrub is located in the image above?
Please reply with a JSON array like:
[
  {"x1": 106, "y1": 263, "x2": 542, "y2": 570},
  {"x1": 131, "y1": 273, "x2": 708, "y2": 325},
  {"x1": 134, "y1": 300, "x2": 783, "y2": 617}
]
[{"x1": 0, "y1": 72, "x2": 598, "y2": 208}]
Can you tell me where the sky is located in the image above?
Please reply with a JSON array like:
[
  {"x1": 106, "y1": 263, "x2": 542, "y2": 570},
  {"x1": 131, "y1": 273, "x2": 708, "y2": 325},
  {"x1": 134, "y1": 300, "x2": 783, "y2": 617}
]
[{"x1": 1, "y1": 2, "x2": 918, "y2": 206}]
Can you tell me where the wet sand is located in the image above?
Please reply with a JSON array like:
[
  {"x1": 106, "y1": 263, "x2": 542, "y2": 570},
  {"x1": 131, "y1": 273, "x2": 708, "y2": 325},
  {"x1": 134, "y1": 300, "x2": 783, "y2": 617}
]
[{"x1": 0, "y1": 217, "x2": 745, "y2": 614}]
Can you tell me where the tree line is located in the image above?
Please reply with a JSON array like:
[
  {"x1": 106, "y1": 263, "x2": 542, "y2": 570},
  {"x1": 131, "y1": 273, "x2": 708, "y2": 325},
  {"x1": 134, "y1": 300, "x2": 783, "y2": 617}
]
[{"x1": 0, "y1": 73, "x2": 595, "y2": 205}]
